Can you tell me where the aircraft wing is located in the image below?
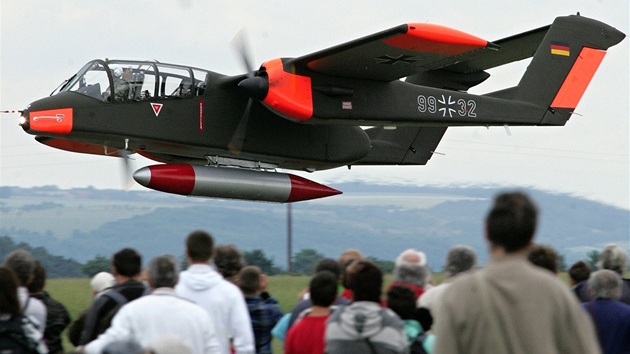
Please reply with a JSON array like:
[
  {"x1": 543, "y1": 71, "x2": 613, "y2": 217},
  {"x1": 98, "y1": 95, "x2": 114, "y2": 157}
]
[{"x1": 289, "y1": 23, "x2": 550, "y2": 81}]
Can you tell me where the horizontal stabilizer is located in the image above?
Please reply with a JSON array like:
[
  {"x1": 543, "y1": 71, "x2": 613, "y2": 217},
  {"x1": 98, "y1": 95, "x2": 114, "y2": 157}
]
[{"x1": 355, "y1": 126, "x2": 447, "y2": 165}]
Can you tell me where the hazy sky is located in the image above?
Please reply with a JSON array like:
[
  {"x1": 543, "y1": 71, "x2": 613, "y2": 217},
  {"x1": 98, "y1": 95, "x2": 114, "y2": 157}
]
[{"x1": 1, "y1": 1, "x2": 628, "y2": 209}]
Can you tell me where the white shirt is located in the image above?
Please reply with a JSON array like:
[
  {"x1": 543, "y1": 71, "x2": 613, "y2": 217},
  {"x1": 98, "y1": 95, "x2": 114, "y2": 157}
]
[
  {"x1": 18, "y1": 287, "x2": 47, "y2": 332},
  {"x1": 84, "y1": 288, "x2": 220, "y2": 354},
  {"x1": 176, "y1": 264, "x2": 255, "y2": 354}
]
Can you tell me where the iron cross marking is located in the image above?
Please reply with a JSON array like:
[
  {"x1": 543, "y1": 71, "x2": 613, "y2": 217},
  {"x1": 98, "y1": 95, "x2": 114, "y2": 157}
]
[{"x1": 374, "y1": 54, "x2": 419, "y2": 65}]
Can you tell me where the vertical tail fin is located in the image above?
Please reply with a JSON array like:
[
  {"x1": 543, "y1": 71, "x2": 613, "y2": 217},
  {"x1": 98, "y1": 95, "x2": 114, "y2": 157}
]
[{"x1": 513, "y1": 15, "x2": 625, "y2": 125}]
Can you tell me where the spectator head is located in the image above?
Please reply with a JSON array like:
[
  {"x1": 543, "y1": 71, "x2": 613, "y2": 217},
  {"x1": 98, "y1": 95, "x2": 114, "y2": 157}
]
[
  {"x1": 0, "y1": 267, "x2": 21, "y2": 316},
  {"x1": 386, "y1": 285, "x2": 416, "y2": 320},
  {"x1": 485, "y1": 191, "x2": 538, "y2": 253},
  {"x1": 238, "y1": 266, "x2": 261, "y2": 296},
  {"x1": 147, "y1": 254, "x2": 180, "y2": 289},
  {"x1": 589, "y1": 269, "x2": 623, "y2": 300},
  {"x1": 3, "y1": 249, "x2": 36, "y2": 286},
  {"x1": 396, "y1": 249, "x2": 427, "y2": 266},
  {"x1": 597, "y1": 244, "x2": 628, "y2": 275},
  {"x1": 527, "y1": 244, "x2": 559, "y2": 274},
  {"x1": 148, "y1": 334, "x2": 192, "y2": 354},
  {"x1": 214, "y1": 244, "x2": 245, "y2": 281},
  {"x1": 338, "y1": 249, "x2": 363, "y2": 269},
  {"x1": 185, "y1": 230, "x2": 214, "y2": 263},
  {"x1": 568, "y1": 261, "x2": 591, "y2": 286},
  {"x1": 444, "y1": 245, "x2": 477, "y2": 277},
  {"x1": 102, "y1": 339, "x2": 144, "y2": 354},
  {"x1": 345, "y1": 260, "x2": 383, "y2": 303},
  {"x1": 112, "y1": 248, "x2": 142, "y2": 278},
  {"x1": 309, "y1": 271, "x2": 338, "y2": 308},
  {"x1": 315, "y1": 258, "x2": 343, "y2": 281},
  {"x1": 393, "y1": 249, "x2": 429, "y2": 287},
  {"x1": 415, "y1": 307, "x2": 433, "y2": 332},
  {"x1": 90, "y1": 272, "x2": 115, "y2": 296},
  {"x1": 27, "y1": 261, "x2": 46, "y2": 294}
]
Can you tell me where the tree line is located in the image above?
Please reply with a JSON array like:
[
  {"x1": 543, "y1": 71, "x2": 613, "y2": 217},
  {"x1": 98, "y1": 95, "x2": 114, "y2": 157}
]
[{"x1": 4, "y1": 235, "x2": 596, "y2": 278}]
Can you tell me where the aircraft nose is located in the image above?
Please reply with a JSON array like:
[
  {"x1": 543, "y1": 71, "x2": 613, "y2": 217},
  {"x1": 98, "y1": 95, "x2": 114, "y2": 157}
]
[
  {"x1": 132, "y1": 167, "x2": 152, "y2": 187},
  {"x1": 18, "y1": 110, "x2": 30, "y2": 130}
]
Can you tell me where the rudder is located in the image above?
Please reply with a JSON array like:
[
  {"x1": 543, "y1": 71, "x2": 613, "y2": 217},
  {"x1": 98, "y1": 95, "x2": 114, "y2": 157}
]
[{"x1": 513, "y1": 15, "x2": 625, "y2": 125}]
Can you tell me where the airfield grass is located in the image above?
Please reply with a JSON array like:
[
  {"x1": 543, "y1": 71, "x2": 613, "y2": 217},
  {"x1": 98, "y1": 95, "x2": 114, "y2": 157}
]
[{"x1": 49, "y1": 272, "x2": 578, "y2": 352}]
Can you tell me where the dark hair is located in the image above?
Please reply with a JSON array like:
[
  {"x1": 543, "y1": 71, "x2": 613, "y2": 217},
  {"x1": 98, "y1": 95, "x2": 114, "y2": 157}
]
[
  {"x1": 527, "y1": 244, "x2": 558, "y2": 273},
  {"x1": 568, "y1": 261, "x2": 591, "y2": 283},
  {"x1": 3, "y1": 249, "x2": 35, "y2": 286},
  {"x1": 485, "y1": 192, "x2": 538, "y2": 252},
  {"x1": 0, "y1": 267, "x2": 22, "y2": 316},
  {"x1": 148, "y1": 255, "x2": 179, "y2": 288},
  {"x1": 310, "y1": 271, "x2": 338, "y2": 307},
  {"x1": 214, "y1": 244, "x2": 245, "y2": 279},
  {"x1": 387, "y1": 285, "x2": 416, "y2": 320},
  {"x1": 315, "y1": 258, "x2": 342, "y2": 280},
  {"x1": 27, "y1": 261, "x2": 46, "y2": 293},
  {"x1": 444, "y1": 245, "x2": 477, "y2": 277},
  {"x1": 415, "y1": 307, "x2": 433, "y2": 332},
  {"x1": 238, "y1": 266, "x2": 261, "y2": 295},
  {"x1": 112, "y1": 248, "x2": 142, "y2": 277},
  {"x1": 345, "y1": 260, "x2": 383, "y2": 303},
  {"x1": 186, "y1": 230, "x2": 214, "y2": 262}
]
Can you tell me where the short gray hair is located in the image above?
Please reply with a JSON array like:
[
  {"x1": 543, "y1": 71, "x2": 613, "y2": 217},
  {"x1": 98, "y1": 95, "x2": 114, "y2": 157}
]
[
  {"x1": 148, "y1": 254, "x2": 180, "y2": 288},
  {"x1": 393, "y1": 263, "x2": 429, "y2": 287},
  {"x1": 444, "y1": 245, "x2": 477, "y2": 277},
  {"x1": 589, "y1": 269, "x2": 623, "y2": 300},
  {"x1": 597, "y1": 244, "x2": 628, "y2": 275},
  {"x1": 3, "y1": 250, "x2": 35, "y2": 286}
]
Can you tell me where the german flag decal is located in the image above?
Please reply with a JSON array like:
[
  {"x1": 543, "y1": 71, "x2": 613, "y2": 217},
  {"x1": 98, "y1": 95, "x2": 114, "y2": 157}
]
[{"x1": 551, "y1": 42, "x2": 570, "y2": 56}]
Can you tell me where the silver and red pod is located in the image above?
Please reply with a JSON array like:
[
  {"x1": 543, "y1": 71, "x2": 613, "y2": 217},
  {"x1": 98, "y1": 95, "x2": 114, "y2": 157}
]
[{"x1": 132, "y1": 164, "x2": 342, "y2": 203}]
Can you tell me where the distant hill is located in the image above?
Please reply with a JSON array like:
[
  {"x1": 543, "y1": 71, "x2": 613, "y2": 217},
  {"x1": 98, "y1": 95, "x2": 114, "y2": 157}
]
[
  {"x1": 0, "y1": 236, "x2": 83, "y2": 278},
  {"x1": 1, "y1": 184, "x2": 628, "y2": 271}
]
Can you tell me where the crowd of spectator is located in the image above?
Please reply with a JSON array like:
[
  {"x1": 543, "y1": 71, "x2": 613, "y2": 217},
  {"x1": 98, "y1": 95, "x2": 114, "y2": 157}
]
[{"x1": 1, "y1": 191, "x2": 629, "y2": 354}]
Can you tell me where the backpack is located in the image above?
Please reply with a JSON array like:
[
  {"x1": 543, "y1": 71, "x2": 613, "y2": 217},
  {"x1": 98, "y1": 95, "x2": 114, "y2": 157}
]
[
  {"x1": 94, "y1": 290, "x2": 130, "y2": 336},
  {"x1": 0, "y1": 315, "x2": 39, "y2": 354}
]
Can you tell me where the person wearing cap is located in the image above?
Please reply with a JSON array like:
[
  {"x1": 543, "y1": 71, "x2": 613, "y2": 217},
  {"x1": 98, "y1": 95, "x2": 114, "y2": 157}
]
[
  {"x1": 67, "y1": 271, "x2": 121, "y2": 346},
  {"x1": 81, "y1": 255, "x2": 220, "y2": 354},
  {"x1": 90, "y1": 272, "x2": 115, "y2": 297}
]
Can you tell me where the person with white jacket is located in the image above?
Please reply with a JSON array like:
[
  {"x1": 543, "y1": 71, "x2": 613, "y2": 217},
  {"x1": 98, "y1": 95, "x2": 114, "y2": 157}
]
[{"x1": 175, "y1": 230, "x2": 255, "y2": 354}]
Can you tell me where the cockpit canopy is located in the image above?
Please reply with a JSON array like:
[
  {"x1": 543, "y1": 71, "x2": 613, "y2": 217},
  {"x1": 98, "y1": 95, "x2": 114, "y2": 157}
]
[{"x1": 54, "y1": 59, "x2": 210, "y2": 102}]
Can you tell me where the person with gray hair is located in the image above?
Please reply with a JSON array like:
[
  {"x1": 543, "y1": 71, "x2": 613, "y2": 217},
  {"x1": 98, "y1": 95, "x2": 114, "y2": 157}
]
[
  {"x1": 582, "y1": 269, "x2": 630, "y2": 354},
  {"x1": 81, "y1": 254, "x2": 221, "y2": 354},
  {"x1": 418, "y1": 245, "x2": 477, "y2": 323},
  {"x1": 574, "y1": 244, "x2": 630, "y2": 304},
  {"x1": 3, "y1": 249, "x2": 47, "y2": 332},
  {"x1": 387, "y1": 248, "x2": 430, "y2": 299}
]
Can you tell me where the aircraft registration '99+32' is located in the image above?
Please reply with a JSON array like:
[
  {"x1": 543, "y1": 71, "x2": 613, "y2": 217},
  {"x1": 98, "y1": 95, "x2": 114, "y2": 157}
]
[{"x1": 15, "y1": 14, "x2": 625, "y2": 203}]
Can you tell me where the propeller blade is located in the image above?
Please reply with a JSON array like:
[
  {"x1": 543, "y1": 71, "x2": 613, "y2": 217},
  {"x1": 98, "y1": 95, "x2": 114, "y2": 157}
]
[
  {"x1": 228, "y1": 98, "x2": 253, "y2": 155},
  {"x1": 231, "y1": 28, "x2": 255, "y2": 77},
  {"x1": 228, "y1": 28, "x2": 262, "y2": 155}
]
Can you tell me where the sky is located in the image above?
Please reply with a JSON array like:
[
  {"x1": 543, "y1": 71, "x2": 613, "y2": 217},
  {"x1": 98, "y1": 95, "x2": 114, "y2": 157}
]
[{"x1": 1, "y1": 1, "x2": 628, "y2": 209}]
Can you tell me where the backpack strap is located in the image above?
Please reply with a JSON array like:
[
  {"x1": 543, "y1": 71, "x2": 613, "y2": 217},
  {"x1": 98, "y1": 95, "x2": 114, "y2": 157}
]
[{"x1": 101, "y1": 290, "x2": 129, "y2": 306}]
